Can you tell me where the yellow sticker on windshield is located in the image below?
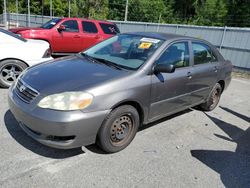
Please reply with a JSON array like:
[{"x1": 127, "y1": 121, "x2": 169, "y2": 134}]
[{"x1": 138, "y1": 42, "x2": 152, "y2": 49}]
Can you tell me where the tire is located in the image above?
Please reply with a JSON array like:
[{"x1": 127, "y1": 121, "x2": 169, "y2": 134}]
[
  {"x1": 97, "y1": 105, "x2": 140, "y2": 153},
  {"x1": 0, "y1": 59, "x2": 27, "y2": 88},
  {"x1": 199, "y1": 83, "x2": 222, "y2": 111}
]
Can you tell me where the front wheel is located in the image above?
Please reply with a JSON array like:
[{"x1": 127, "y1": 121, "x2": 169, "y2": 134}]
[
  {"x1": 97, "y1": 105, "x2": 140, "y2": 153},
  {"x1": 199, "y1": 83, "x2": 222, "y2": 111},
  {"x1": 0, "y1": 59, "x2": 27, "y2": 88}
]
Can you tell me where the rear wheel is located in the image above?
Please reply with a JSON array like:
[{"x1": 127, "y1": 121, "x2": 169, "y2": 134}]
[
  {"x1": 0, "y1": 59, "x2": 27, "y2": 88},
  {"x1": 97, "y1": 105, "x2": 140, "y2": 153},
  {"x1": 200, "y1": 83, "x2": 222, "y2": 111}
]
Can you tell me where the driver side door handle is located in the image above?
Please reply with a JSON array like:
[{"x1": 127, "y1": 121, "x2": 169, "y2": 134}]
[{"x1": 187, "y1": 72, "x2": 192, "y2": 79}]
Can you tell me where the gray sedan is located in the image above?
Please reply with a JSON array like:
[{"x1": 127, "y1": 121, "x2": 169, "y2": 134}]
[{"x1": 8, "y1": 32, "x2": 232, "y2": 153}]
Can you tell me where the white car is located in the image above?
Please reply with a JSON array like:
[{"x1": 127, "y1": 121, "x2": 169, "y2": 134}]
[{"x1": 0, "y1": 28, "x2": 53, "y2": 88}]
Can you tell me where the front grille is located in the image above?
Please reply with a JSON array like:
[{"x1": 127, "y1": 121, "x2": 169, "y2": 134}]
[{"x1": 14, "y1": 79, "x2": 39, "y2": 103}]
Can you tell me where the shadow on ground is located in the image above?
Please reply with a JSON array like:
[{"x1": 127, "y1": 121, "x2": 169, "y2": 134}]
[
  {"x1": 4, "y1": 110, "x2": 84, "y2": 159},
  {"x1": 139, "y1": 109, "x2": 192, "y2": 131},
  {"x1": 86, "y1": 109, "x2": 193, "y2": 154},
  {"x1": 4, "y1": 107, "x2": 193, "y2": 155},
  {"x1": 191, "y1": 107, "x2": 250, "y2": 188}
]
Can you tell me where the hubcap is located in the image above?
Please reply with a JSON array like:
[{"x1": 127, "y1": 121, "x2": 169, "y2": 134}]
[
  {"x1": 0, "y1": 64, "x2": 22, "y2": 84},
  {"x1": 110, "y1": 115, "x2": 133, "y2": 144},
  {"x1": 211, "y1": 88, "x2": 220, "y2": 108}
]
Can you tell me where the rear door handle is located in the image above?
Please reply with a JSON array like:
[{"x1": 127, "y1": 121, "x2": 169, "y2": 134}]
[
  {"x1": 74, "y1": 35, "x2": 80, "y2": 38},
  {"x1": 187, "y1": 72, "x2": 192, "y2": 79}
]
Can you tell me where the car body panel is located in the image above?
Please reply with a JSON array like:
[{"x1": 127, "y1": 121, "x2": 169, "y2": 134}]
[
  {"x1": 0, "y1": 29, "x2": 53, "y2": 66},
  {"x1": 21, "y1": 55, "x2": 131, "y2": 95},
  {"x1": 9, "y1": 18, "x2": 119, "y2": 54},
  {"x1": 8, "y1": 88, "x2": 110, "y2": 148},
  {"x1": 8, "y1": 32, "x2": 232, "y2": 149}
]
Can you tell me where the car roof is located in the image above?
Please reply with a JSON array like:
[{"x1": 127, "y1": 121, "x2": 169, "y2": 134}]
[
  {"x1": 60, "y1": 17, "x2": 115, "y2": 24},
  {"x1": 124, "y1": 32, "x2": 197, "y2": 41}
]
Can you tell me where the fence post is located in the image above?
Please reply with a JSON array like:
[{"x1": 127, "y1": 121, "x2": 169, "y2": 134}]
[
  {"x1": 175, "y1": 25, "x2": 179, "y2": 34},
  {"x1": 220, "y1": 26, "x2": 227, "y2": 51},
  {"x1": 119, "y1": 22, "x2": 122, "y2": 33},
  {"x1": 3, "y1": 0, "x2": 7, "y2": 28}
]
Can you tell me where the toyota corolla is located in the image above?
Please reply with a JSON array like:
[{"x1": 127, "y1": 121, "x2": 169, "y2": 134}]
[{"x1": 8, "y1": 32, "x2": 232, "y2": 153}]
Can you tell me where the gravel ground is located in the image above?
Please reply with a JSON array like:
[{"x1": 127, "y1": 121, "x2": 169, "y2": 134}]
[{"x1": 0, "y1": 78, "x2": 249, "y2": 188}]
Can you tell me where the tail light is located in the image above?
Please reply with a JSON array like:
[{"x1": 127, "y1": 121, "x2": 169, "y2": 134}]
[{"x1": 42, "y1": 48, "x2": 52, "y2": 58}]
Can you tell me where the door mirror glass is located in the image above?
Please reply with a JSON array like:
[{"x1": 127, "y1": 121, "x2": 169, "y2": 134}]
[
  {"x1": 57, "y1": 24, "x2": 66, "y2": 32},
  {"x1": 154, "y1": 64, "x2": 175, "y2": 73}
]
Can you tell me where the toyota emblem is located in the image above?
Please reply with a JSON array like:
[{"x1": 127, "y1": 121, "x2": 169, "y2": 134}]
[{"x1": 19, "y1": 85, "x2": 26, "y2": 92}]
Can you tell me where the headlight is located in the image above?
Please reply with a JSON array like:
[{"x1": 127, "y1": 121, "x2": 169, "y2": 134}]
[{"x1": 38, "y1": 92, "x2": 93, "y2": 111}]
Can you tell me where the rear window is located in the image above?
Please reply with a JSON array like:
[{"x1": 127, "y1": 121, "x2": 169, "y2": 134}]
[
  {"x1": 82, "y1": 21, "x2": 98, "y2": 33},
  {"x1": 99, "y1": 23, "x2": 120, "y2": 35}
]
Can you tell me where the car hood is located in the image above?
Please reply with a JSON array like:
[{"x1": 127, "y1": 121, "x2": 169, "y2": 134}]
[
  {"x1": 26, "y1": 39, "x2": 50, "y2": 47},
  {"x1": 9, "y1": 27, "x2": 45, "y2": 33},
  {"x1": 21, "y1": 55, "x2": 130, "y2": 94}
]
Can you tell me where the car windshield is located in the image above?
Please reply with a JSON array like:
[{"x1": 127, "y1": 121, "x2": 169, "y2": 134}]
[
  {"x1": 0, "y1": 28, "x2": 26, "y2": 42},
  {"x1": 40, "y1": 18, "x2": 62, "y2": 29},
  {"x1": 82, "y1": 34, "x2": 164, "y2": 70}
]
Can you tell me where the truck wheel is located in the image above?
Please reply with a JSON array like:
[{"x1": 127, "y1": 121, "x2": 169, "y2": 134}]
[
  {"x1": 200, "y1": 83, "x2": 222, "y2": 111},
  {"x1": 0, "y1": 59, "x2": 27, "y2": 88},
  {"x1": 97, "y1": 105, "x2": 140, "y2": 153}
]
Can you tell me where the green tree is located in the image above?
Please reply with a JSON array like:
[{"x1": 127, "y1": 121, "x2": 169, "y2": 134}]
[
  {"x1": 162, "y1": 0, "x2": 175, "y2": 23},
  {"x1": 226, "y1": 0, "x2": 250, "y2": 27},
  {"x1": 82, "y1": 0, "x2": 109, "y2": 19},
  {"x1": 128, "y1": 0, "x2": 166, "y2": 22},
  {"x1": 193, "y1": 0, "x2": 227, "y2": 26},
  {"x1": 173, "y1": 0, "x2": 196, "y2": 23},
  {"x1": 108, "y1": 0, "x2": 126, "y2": 20}
]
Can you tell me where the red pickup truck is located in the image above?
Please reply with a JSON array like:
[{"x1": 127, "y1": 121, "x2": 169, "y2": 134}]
[{"x1": 10, "y1": 18, "x2": 120, "y2": 55}]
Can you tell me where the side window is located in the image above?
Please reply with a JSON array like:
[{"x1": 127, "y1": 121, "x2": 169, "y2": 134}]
[
  {"x1": 61, "y1": 20, "x2": 79, "y2": 32},
  {"x1": 82, "y1": 21, "x2": 98, "y2": 33},
  {"x1": 192, "y1": 42, "x2": 217, "y2": 65},
  {"x1": 99, "y1": 23, "x2": 120, "y2": 34},
  {"x1": 157, "y1": 42, "x2": 190, "y2": 68}
]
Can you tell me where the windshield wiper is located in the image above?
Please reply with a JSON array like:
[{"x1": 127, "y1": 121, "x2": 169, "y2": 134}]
[
  {"x1": 81, "y1": 53, "x2": 123, "y2": 70},
  {"x1": 81, "y1": 53, "x2": 97, "y2": 63},
  {"x1": 93, "y1": 57, "x2": 123, "y2": 70}
]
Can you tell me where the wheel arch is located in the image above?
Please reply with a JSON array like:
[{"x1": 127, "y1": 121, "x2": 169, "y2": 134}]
[
  {"x1": 111, "y1": 100, "x2": 145, "y2": 126},
  {"x1": 0, "y1": 58, "x2": 29, "y2": 68},
  {"x1": 218, "y1": 80, "x2": 225, "y2": 92}
]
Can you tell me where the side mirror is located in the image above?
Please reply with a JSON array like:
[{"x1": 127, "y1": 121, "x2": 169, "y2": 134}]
[
  {"x1": 57, "y1": 25, "x2": 66, "y2": 32},
  {"x1": 154, "y1": 64, "x2": 175, "y2": 74}
]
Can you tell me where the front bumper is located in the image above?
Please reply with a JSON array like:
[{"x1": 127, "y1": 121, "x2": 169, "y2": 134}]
[{"x1": 8, "y1": 87, "x2": 110, "y2": 149}]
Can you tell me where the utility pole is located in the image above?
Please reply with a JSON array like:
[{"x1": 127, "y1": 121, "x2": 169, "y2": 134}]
[
  {"x1": 50, "y1": 0, "x2": 52, "y2": 18},
  {"x1": 157, "y1": 14, "x2": 161, "y2": 32},
  {"x1": 41, "y1": 0, "x2": 44, "y2": 24},
  {"x1": 16, "y1": 0, "x2": 19, "y2": 27},
  {"x1": 3, "y1": 0, "x2": 7, "y2": 28},
  {"x1": 27, "y1": 0, "x2": 30, "y2": 27},
  {"x1": 124, "y1": 0, "x2": 128, "y2": 22},
  {"x1": 68, "y1": 0, "x2": 71, "y2": 18}
]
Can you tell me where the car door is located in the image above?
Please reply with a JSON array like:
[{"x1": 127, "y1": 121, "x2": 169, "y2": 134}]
[
  {"x1": 52, "y1": 20, "x2": 82, "y2": 53},
  {"x1": 81, "y1": 21, "x2": 102, "y2": 50},
  {"x1": 149, "y1": 41, "x2": 193, "y2": 121},
  {"x1": 186, "y1": 41, "x2": 220, "y2": 105}
]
